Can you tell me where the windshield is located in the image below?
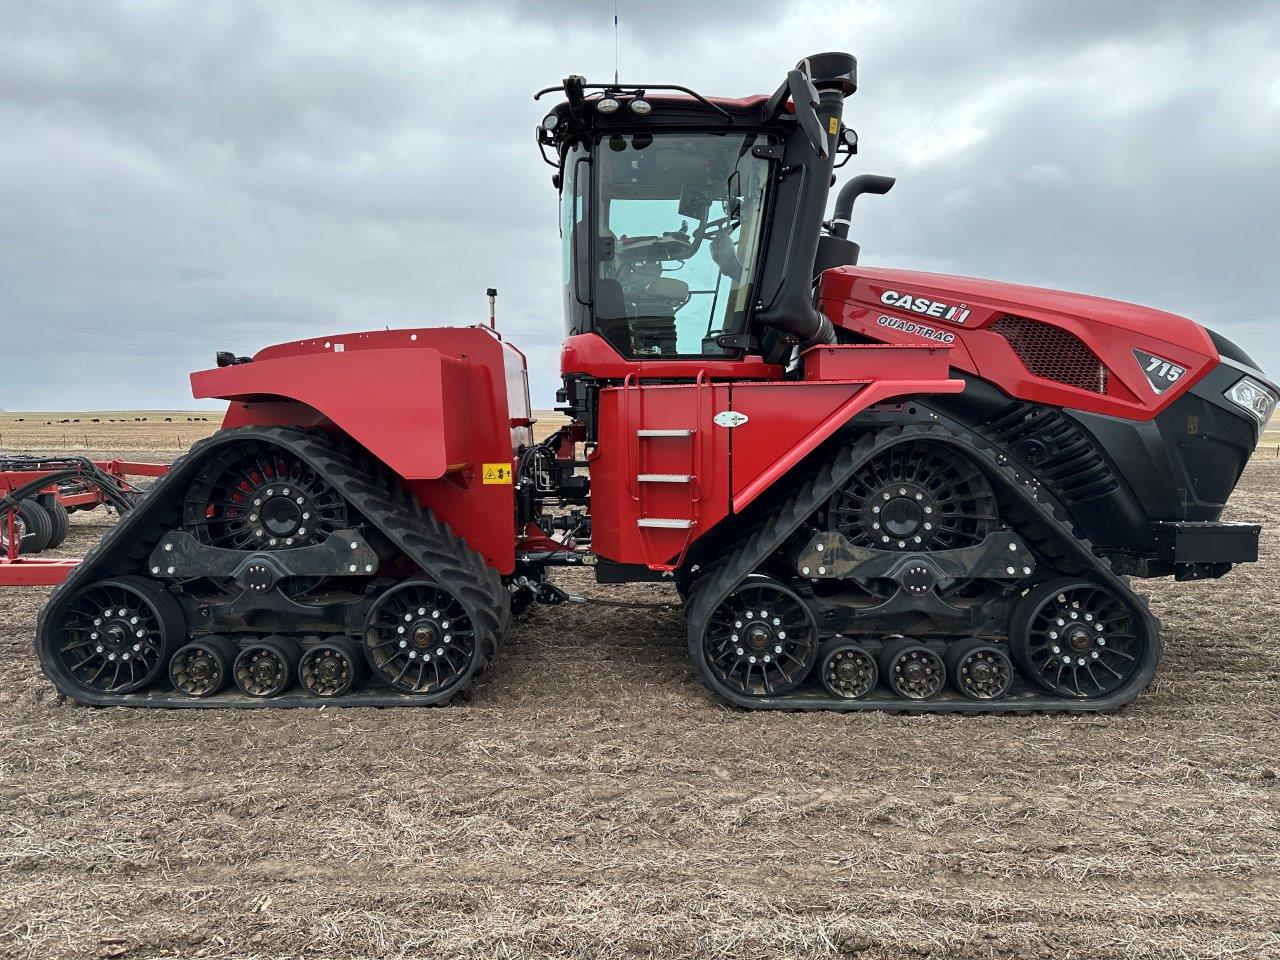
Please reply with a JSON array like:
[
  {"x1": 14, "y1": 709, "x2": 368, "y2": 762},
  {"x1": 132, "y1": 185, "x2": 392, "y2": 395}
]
[{"x1": 592, "y1": 132, "x2": 772, "y2": 358}]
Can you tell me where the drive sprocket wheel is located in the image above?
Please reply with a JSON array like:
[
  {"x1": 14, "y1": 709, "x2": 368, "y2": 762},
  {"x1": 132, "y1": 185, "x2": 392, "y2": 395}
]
[
  {"x1": 818, "y1": 639, "x2": 878, "y2": 700},
  {"x1": 1010, "y1": 578, "x2": 1151, "y2": 699},
  {"x1": 169, "y1": 636, "x2": 237, "y2": 698},
  {"x1": 363, "y1": 579, "x2": 479, "y2": 696},
  {"x1": 827, "y1": 440, "x2": 998, "y2": 551},
  {"x1": 946, "y1": 638, "x2": 1013, "y2": 701},
  {"x1": 702, "y1": 577, "x2": 819, "y2": 698},
  {"x1": 182, "y1": 441, "x2": 348, "y2": 551},
  {"x1": 43, "y1": 576, "x2": 183, "y2": 695}
]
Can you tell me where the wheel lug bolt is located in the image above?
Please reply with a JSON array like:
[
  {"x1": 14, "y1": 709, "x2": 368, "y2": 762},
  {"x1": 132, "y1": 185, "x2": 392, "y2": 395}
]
[
  {"x1": 736, "y1": 647, "x2": 744, "y2": 655},
  {"x1": 777, "y1": 631, "x2": 786, "y2": 639},
  {"x1": 772, "y1": 618, "x2": 780, "y2": 626},
  {"x1": 95, "y1": 645, "x2": 104, "y2": 653},
  {"x1": 297, "y1": 497, "x2": 305, "y2": 505},
  {"x1": 133, "y1": 644, "x2": 141, "y2": 651},
  {"x1": 774, "y1": 645, "x2": 782, "y2": 653},
  {"x1": 399, "y1": 640, "x2": 407, "y2": 648},
  {"x1": 90, "y1": 632, "x2": 98, "y2": 640},
  {"x1": 432, "y1": 611, "x2": 440, "y2": 619},
  {"x1": 748, "y1": 656, "x2": 757, "y2": 663}
]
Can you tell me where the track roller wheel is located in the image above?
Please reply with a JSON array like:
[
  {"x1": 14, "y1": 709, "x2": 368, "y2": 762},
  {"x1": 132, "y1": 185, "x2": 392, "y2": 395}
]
[
  {"x1": 1011, "y1": 578, "x2": 1153, "y2": 699},
  {"x1": 879, "y1": 638, "x2": 945, "y2": 700},
  {"x1": 233, "y1": 636, "x2": 300, "y2": 698},
  {"x1": 701, "y1": 576, "x2": 819, "y2": 698},
  {"x1": 169, "y1": 636, "x2": 237, "y2": 698},
  {"x1": 818, "y1": 639, "x2": 878, "y2": 700},
  {"x1": 44, "y1": 500, "x2": 70, "y2": 549},
  {"x1": 946, "y1": 638, "x2": 1013, "y2": 700},
  {"x1": 363, "y1": 578, "x2": 481, "y2": 697},
  {"x1": 41, "y1": 576, "x2": 183, "y2": 695},
  {"x1": 299, "y1": 637, "x2": 362, "y2": 698}
]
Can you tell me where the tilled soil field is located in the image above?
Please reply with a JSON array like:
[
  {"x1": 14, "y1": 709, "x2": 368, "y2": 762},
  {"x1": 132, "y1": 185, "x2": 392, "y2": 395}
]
[{"x1": 1, "y1": 444, "x2": 1278, "y2": 959}]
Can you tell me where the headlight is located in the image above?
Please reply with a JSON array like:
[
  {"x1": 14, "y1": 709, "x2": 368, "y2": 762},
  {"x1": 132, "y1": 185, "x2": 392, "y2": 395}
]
[
  {"x1": 1225, "y1": 376, "x2": 1278, "y2": 423},
  {"x1": 595, "y1": 97, "x2": 621, "y2": 114},
  {"x1": 541, "y1": 113, "x2": 559, "y2": 131},
  {"x1": 629, "y1": 98, "x2": 652, "y2": 115}
]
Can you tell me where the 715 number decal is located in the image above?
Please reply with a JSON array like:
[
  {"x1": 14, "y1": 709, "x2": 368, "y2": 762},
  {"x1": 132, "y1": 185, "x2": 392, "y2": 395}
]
[{"x1": 1133, "y1": 349, "x2": 1186, "y2": 394}]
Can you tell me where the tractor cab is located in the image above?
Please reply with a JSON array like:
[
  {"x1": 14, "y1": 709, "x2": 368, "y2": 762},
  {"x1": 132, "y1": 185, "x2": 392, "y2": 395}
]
[{"x1": 535, "y1": 53, "x2": 859, "y2": 375}]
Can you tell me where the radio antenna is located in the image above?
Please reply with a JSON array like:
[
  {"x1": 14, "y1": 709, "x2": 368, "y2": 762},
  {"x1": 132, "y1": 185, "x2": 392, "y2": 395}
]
[{"x1": 613, "y1": 0, "x2": 619, "y2": 84}]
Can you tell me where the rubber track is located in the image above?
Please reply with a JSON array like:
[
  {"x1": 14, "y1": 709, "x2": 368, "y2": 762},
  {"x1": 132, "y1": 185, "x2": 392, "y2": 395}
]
[
  {"x1": 36, "y1": 426, "x2": 510, "y2": 708},
  {"x1": 685, "y1": 422, "x2": 1162, "y2": 714}
]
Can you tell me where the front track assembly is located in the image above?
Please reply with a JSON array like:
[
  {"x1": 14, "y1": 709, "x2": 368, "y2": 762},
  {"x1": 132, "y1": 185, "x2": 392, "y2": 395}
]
[
  {"x1": 685, "y1": 421, "x2": 1162, "y2": 714},
  {"x1": 35, "y1": 427, "x2": 510, "y2": 708}
]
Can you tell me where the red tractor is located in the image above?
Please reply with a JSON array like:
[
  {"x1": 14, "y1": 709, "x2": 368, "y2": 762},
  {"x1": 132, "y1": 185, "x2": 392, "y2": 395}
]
[{"x1": 31, "y1": 53, "x2": 1273, "y2": 711}]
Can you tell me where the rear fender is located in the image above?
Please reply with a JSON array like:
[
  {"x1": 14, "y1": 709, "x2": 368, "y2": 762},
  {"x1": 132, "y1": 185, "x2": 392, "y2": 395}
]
[{"x1": 193, "y1": 348, "x2": 474, "y2": 480}]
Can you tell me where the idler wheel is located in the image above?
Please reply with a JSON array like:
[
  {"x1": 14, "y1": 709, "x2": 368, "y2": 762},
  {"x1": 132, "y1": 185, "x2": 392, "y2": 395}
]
[
  {"x1": 233, "y1": 635, "x2": 300, "y2": 698},
  {"x1": 1010, "y1": 577, "x2": 1152, "y2": 699},
  {"x1": 42, "y1": 576, "x2": 183, "y2": 695},
  {"x1": 818, "y1": 639, "x2": 878, "y2": 700},
  {"x1": 299, "y1": 636, "x2": 363, "y2": 698},
  {"x1": 363, "y1": 579, "x2": 479, "y2": 695},
  {"x1": 702, "y1": 576, "x2": 819, "y2": 698},
  {"x1": 879, "y1": 638, "x2": 945, "y2": 700},
  {"x1": 946, "y1": 638, "x2": 1013, "y2": 701},
  {"x1": 169, "y1": 635, "x2": 237, "y2": 698}
]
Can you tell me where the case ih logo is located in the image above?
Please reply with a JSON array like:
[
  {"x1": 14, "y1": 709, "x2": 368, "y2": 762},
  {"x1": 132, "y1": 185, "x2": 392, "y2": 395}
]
[
  {"x1": 876, "y1": 314, "x2": 955, "y2": 345},
  {"x1": 880, "y1": 289, "x2": 971, "y2": 324}
]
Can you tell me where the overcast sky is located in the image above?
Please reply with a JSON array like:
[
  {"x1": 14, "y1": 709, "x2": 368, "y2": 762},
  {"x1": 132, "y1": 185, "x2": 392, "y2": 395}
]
[{"x1": 2, "y1": 0, "x2": 1278, "y2": 410}]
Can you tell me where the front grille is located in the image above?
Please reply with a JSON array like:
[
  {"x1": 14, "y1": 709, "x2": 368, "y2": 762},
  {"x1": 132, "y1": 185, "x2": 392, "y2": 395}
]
[{"x1": 991, "y1": 315, "x2": 1109, "y2": 395}]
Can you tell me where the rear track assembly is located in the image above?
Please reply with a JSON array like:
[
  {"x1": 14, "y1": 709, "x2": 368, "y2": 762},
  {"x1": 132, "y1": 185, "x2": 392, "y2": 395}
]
[{"x1": 36, "y1": 427, "x2": 509, "y2": 708}]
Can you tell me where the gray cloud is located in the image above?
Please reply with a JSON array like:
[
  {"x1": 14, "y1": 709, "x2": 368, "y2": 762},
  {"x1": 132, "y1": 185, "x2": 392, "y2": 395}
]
[{"x1": 0, "y1": 0, "x2": 1277, "y2": 410}]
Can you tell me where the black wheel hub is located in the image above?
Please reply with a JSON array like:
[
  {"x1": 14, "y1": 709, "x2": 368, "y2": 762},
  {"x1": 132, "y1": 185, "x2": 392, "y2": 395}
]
[
  {"x1": 828, "y1": 441, "x2": 999, "y2": 552},
  {"x1": 880, "y1": 495, "x2": 924, "y2": 538},
  {"x1": 703, "y1": 579, "x2": 819, "y2": 698}
]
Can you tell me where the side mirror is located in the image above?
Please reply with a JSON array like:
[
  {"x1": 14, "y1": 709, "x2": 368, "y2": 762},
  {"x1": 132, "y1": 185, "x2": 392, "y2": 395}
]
[{"x1": 787, "y1": 69, "x2": 829, "y2": 160}]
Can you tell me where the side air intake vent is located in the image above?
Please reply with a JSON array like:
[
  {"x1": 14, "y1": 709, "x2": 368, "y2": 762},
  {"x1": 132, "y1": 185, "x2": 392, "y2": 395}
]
[
  {"x1": 981, "y1": 403, "x2": 1120, "y2": 503},
  {"x1": 991, "y1": 315, "x2": 1109, "y2": 395}
]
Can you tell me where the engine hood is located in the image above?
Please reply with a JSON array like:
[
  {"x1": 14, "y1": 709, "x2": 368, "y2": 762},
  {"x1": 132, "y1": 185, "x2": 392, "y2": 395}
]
[{"x1": 822, "y1": 266, "x2": 1216, "y2": 357}]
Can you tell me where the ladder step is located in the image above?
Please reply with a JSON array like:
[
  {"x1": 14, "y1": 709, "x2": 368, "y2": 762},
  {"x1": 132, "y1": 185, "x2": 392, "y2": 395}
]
[
  {"x1": 636, "y1": 473, "x2": 692, "y2": 483},
  {"x1": 637, "y1": 518, "x2": 694, "y2": 529},
  {"x1": 637, "y1": 428, "x2": 694, "y2": 437}
]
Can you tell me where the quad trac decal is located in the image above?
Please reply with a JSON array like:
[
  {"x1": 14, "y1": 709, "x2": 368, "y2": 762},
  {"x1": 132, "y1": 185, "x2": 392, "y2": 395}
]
[{"x1": 876, "y1": 314, "x2": 955, "y2": 344}]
